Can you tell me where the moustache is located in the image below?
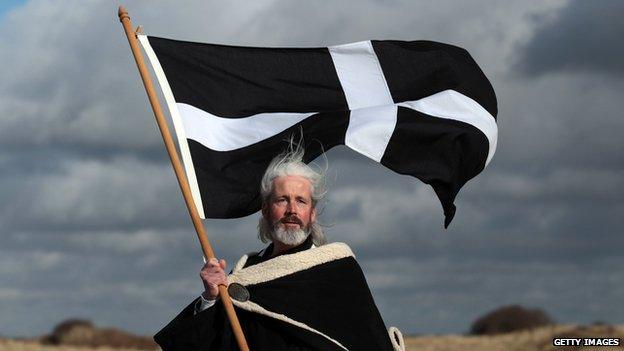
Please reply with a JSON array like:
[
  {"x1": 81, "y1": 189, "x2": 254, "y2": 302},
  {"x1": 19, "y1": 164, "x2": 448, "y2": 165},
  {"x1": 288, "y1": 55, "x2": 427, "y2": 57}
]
[{"x1": 279, "y1": 215, "x2": 303, "y2": 226}]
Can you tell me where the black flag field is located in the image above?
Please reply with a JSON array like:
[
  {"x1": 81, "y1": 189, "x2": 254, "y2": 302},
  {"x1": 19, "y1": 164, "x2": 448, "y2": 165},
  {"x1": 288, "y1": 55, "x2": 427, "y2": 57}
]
[{"x1": 138, "y1": 35, "x2": 498, "y2": 227}]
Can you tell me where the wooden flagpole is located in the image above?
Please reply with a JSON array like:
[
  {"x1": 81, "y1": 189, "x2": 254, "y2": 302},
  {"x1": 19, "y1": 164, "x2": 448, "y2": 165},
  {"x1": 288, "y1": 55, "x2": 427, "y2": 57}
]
[{"x1": 117, "y1": 7, "x2": 250, "y2": 351}]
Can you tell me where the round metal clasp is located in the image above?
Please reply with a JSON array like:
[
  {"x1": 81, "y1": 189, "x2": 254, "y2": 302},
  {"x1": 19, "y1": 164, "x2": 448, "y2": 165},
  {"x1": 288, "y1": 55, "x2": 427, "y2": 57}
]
[{"x1": 228, "y1": 283, "x2": 250, "y2": 302}]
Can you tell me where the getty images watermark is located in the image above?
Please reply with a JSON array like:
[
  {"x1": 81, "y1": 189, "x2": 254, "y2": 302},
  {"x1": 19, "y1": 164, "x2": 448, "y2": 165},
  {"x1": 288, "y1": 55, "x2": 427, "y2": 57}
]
[{"x1": 553, "y1": 338, "x2": 620, "y2": 347}]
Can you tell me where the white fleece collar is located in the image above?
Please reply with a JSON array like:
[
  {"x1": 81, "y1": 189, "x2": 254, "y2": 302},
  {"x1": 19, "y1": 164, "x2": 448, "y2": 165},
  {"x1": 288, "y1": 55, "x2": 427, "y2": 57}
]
[{"x1": 229, "y1": 242, "x2": 354, "y2": 286}]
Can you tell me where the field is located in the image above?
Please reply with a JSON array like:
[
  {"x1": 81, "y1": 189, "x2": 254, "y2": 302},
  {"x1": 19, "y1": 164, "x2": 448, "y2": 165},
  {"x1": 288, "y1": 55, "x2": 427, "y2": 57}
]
[
  {"x1": 405, "y1": 324, "x2": 624, "y2": 351},
  {"x1": 1, "y1": 324, "x2": 623, "y2": 351}
]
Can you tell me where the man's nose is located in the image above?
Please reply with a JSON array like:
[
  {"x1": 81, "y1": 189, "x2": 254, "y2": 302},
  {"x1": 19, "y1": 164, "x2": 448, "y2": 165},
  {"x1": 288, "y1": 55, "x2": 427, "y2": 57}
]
[{"x1": 285, "y1": 201, "x2": 298, "y2": 214}]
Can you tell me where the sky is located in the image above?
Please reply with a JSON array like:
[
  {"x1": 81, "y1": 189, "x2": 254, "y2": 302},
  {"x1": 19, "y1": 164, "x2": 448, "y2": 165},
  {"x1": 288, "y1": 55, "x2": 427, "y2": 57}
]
[{"x1": 1, "y1": 0, "x2": 623, "y2": 338}]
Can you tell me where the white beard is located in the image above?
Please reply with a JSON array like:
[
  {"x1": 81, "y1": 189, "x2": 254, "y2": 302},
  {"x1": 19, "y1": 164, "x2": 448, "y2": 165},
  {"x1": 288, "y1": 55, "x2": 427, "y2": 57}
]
[{"x1": 271, "y1": 225, "x2": 309, "y2": 246}]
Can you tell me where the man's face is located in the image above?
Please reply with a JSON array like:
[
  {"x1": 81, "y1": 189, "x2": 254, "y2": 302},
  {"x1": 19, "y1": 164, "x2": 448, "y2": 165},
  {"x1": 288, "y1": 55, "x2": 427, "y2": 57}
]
[{"x1": 263, "y1": 175, "x2": 317, "y2": 239}]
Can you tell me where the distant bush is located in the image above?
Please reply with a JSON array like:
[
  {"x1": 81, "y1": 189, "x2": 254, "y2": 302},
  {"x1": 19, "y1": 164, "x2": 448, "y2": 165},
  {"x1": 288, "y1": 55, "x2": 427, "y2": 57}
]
[
  {"x1": 470, "y1": 305, "x2": 553, "y2": 335},
  {"x1": 42, "y1": 318, "x2": 158, "y2": 350},
  {"x1": 44, "y1": 319, "x2": 95, "y2": 345}
]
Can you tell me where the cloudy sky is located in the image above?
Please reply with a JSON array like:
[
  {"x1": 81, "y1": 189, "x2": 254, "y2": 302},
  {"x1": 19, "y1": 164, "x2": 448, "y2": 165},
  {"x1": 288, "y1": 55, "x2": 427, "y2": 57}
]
[{"x1": 1, "y1": 0, "x2": 623, "y2": 338}]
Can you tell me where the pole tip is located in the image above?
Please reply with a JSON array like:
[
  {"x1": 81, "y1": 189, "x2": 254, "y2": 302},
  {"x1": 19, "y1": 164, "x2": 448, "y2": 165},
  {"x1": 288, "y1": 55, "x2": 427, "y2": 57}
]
[{"x1": 118, "y1": 6, "x2": 129, "y2": 19}]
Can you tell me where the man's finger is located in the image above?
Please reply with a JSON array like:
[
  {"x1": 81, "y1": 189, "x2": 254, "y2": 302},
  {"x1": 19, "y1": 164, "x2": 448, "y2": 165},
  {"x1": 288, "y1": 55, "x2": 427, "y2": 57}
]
[
  {"x1": 202, "y1": 258, "x2": 218, "y2": 268},
  {"x1": 219, "y1": 259, "x2": 227, "y2": 269},
  {"x1": 207, "y1": 258, "x2": 222, "y2": 267}
]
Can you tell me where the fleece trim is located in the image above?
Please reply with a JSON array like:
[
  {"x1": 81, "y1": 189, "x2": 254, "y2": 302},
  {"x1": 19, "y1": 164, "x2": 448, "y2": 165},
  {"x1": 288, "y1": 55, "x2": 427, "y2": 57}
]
[{"x1": 229, "y1": 242, "x2": 354, "y2": 286}]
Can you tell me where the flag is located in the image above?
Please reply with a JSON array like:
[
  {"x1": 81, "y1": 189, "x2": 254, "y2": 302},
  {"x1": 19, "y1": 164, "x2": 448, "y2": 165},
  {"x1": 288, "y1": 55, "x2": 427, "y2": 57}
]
[{"x1": 138, "y1": 35, "x2": 498, "y2": 227}]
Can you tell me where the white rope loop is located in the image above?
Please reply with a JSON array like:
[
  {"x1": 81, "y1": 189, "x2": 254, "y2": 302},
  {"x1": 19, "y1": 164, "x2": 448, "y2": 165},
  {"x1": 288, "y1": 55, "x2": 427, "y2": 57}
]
[{"x1": 388, "y1": 326, "x2": 405, "y2": 351}]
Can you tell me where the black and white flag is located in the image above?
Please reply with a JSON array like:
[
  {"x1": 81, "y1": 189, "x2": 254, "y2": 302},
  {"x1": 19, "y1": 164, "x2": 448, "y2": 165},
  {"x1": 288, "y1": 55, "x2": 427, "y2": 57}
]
[{"x1": 138, "y1": 35, "x2": 498, "y2": 227}]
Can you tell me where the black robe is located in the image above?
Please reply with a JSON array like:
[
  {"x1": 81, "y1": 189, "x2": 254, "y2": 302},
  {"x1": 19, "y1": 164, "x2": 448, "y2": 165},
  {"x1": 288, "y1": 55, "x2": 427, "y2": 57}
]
[{"x1": 154, "y1": 239, "x2": 396, "y2": 350}]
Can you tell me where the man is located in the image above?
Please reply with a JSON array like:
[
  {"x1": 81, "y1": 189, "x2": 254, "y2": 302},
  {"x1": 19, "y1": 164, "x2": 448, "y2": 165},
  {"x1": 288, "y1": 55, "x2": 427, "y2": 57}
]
[{"x1": 154, "y1": 147, "x2": 405, "y2": 351}]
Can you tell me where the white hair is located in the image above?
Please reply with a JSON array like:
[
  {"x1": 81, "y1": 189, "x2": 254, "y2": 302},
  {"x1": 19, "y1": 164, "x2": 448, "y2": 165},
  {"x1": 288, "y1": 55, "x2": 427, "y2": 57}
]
[{"x1": 257, "y1": 143, "x2": 327, "y2": 246}]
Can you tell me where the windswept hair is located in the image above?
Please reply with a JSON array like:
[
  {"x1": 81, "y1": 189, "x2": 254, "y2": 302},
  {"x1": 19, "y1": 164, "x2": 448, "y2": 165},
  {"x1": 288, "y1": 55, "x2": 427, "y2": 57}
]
[{"x1": 257, "y1": 141, "x2": 327, "y2": 246}]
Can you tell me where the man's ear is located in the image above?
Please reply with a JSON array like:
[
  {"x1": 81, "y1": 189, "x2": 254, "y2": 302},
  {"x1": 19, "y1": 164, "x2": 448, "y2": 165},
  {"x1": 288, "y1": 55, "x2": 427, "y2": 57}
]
[{"x1": 311, "y1": 207, "x2": 317, "y2": 223}]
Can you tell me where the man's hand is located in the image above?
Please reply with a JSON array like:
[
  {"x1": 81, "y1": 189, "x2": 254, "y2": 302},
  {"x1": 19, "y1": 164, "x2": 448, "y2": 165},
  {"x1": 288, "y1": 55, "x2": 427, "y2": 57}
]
[{"x1": 200, "y1": 258, "x2": 227, "y2": 300}]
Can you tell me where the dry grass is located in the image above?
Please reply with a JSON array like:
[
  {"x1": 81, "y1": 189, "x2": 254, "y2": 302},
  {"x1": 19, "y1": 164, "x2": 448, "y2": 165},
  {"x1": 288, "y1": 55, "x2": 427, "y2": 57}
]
[
  {"x1": 405, "y1": 324, "x2": 624, "y2": 351},
  {"x1": 1, "y1": 324, "x2": 623, "y2": 351},
  {"x1": 0, "y1": 338, "x2": 150, "y2": 351}
]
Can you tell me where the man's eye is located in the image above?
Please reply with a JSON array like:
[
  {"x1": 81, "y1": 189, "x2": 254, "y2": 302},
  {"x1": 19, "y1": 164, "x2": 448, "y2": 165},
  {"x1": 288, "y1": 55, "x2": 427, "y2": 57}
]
[{"x1": 297, "y1": 199, "x2": 307, "y2": 204}]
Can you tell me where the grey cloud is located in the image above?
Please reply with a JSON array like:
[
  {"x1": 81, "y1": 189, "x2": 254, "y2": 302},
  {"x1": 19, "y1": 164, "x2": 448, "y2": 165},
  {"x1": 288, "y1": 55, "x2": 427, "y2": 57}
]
[
  {"x1": 243, "y1": 0, "x2": 564, "y2": 74},
  {"x1": 0, "y1": 0, "x2": 160, "y2": 152},
  {"x1": 0, "y1": 221, "x2": 264, "y2": 336},
  {"x1": 324, "y1": 160, "x2": 624, "y2": 266},
  {"x1": 482, "y1": 73, "x2": 624, "y2": 195},
  {"x1": 472, "y1": 167, "x2": 624, "y2": 204},
  {"x1": 0, "y1": 0, "x2": 277, "y2": 154},
  {"x1": 1, "y1": 156, "x2": 188, "y2": 232},
  {"x1": 1, "y1": 0, "x2": 623, "y2": 339},
  {"x1": 516, "y1": 1, "x2": 624, "y2": 76},
  {"x1": 368, "y1": 257, "x2": 624, "y2": 333}
]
